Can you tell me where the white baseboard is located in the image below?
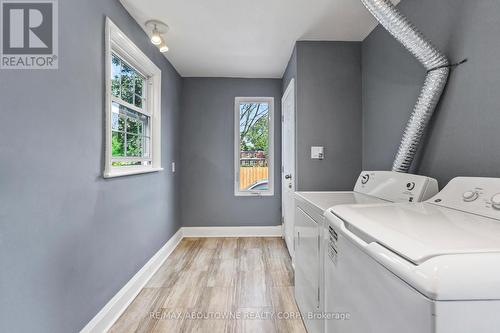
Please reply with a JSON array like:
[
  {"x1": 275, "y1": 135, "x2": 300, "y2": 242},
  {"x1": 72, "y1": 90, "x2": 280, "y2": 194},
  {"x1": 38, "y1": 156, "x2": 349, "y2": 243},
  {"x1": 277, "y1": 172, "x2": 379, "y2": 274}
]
[
  {"x1": 80, "y1": 225, "x2": 282, "y2": 332},
  {"x1": 182, "y1": 225, "x2": 283, "y2": 238},
  {"x1": 80, "y1": 228, "x2": 183, "y2": 333}
]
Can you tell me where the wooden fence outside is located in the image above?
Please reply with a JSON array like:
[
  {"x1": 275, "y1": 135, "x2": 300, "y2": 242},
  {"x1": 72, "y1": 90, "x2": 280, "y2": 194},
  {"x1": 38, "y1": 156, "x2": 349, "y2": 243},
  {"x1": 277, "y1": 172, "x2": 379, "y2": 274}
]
[{"x1": 239, "y1": 167, "x2": 269, "y2": 190}]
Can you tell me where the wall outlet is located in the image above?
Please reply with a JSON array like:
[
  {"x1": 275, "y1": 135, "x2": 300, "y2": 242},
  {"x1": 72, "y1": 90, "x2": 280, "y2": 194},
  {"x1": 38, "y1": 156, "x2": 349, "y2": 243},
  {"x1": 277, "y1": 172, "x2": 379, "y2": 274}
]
[
  {"x1": 171, "y1": 162, "x2": 176, "y2": 173},
  {"x1": 311, "y1": 146, "x2": 324, "y2": 160}
]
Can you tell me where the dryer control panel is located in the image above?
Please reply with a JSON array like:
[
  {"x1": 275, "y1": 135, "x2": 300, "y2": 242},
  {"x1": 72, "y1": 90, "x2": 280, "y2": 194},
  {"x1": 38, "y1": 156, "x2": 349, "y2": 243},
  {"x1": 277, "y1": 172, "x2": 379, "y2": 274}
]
[
  {"x1": 429, "y1": 177, "x2": 500, "y2": 220},
  {"x1": 353, "y1": 171, "x2": 439, "y2": 203}
]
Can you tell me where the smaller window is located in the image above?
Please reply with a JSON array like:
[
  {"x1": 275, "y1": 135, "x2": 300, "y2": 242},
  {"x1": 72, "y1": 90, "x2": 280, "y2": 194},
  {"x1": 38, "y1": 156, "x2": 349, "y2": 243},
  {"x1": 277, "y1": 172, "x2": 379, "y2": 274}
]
[
  {"x1": 234, "y1": 97, "x2": 274, "y2": 196},
  {"x1": 104, "y1": 18, "x2": 162, "y2": 178}
]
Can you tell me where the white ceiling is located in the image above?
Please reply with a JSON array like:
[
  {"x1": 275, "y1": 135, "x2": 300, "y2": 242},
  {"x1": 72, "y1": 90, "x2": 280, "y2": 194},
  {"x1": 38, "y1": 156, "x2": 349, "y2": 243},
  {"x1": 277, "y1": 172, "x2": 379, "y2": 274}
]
[{"x1": 120, "y1": 0, "x2": 398, "y2": 78}]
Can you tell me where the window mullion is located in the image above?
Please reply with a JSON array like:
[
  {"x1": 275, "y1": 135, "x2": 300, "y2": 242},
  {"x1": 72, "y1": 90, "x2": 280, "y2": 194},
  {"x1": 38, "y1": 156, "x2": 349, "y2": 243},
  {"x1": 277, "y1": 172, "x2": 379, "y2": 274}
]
[{"x1": 111, "y1": 96, "x2": 148, "y2": 116}]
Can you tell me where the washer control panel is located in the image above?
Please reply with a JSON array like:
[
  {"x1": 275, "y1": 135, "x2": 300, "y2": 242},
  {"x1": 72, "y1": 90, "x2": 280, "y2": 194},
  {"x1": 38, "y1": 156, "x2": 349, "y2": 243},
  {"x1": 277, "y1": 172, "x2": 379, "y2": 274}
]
[
  {"x1": 353, "y1": 171, "x2": 439, "y2": 203},
  {"x1": 429, "y1": 177, "x2": 500, "y2": 219}
]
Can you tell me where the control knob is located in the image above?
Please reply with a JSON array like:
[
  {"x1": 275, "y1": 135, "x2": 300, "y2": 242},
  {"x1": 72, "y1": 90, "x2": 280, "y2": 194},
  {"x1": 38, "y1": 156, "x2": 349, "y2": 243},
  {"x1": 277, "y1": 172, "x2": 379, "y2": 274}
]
[
  {"x1": 462, "y1": 190, "x2": 479, "y2": 202},
  {"x1": 491, "y1": 193, "x2": 500, "y2": 210}
]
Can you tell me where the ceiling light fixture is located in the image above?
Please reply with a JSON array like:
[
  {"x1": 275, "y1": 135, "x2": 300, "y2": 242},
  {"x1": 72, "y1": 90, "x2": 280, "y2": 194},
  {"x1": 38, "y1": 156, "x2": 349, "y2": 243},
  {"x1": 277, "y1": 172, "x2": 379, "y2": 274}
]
[
  {"x1": 159, "y1": 37, "x2": 169, "y2": 53},
  {"x1": 150, "y1": 26, "x2": 162, "y2": 45},
  {"x1": 145, "y1": 20, "x2": 169, "y2": 51}
]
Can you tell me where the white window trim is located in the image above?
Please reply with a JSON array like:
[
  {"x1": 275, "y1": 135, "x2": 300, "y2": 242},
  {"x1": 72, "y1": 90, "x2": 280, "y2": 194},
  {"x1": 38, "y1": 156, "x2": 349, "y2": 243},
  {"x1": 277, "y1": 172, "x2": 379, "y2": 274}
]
[
  {"x1": 104, "y1": 17, "x2": 163, "y2": 178},
  {"x1": 234, "y1": 97, "x2": 275, "y2": 197}
]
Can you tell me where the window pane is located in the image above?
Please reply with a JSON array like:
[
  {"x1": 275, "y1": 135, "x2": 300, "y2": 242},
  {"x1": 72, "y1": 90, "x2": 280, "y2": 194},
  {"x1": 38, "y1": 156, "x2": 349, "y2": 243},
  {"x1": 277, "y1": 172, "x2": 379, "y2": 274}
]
[
  {"x1": 120, "y1": 63, "x2": 134, "y2": 104},
  {"x1": 135, "y1": 75, "x2": 144, "y2": 94},
  {"x1": 134, "y1": 94, "x2": 143, "y2": 108},
  {"x1": 238, "y1": 102, "x2": 270, "y2": 191},
  {"x1": 134, "y1": 73, "x2": 144, "y2": 108},
  {"x1": 134, "y1": 75, "x2": 143, "y2": 95},
  {"x1": 127, "y1": 117, "x2": 140, "y2": 134},
  {"x1": 111, "y1": 53, "x2": 146, "y2": 109},
  {"x1": 112, "y1": 102, "x2": 126, "y2": 131},
  {"x1": 111, "y1": 103, "x2": 119, "y2": 130},
  {"x1": 111, "y1": 55, "x2": 121, "y2": 98},
  {"x1": 118, "y1": 115, "x2": 126, "y2": 131},
  {"x1": 111, "y1": 102, "x2": 151, "y2": 162},
  {"x1": 126, "y1": 134, "x2": 143, "y2": 157},
  {"x1": 112, "y1": 131, "x2": 125, "y2": 157}
]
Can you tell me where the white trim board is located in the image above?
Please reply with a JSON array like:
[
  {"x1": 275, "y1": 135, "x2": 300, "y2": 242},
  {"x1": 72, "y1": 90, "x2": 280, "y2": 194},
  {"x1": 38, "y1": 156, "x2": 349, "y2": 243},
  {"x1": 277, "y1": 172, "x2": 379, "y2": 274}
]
[
  {"x1": 80, "y1": 228, "x2": 183, "y2": 333},
  {"x1": 80, "y1": 225, "x2": 282, "y2": 332},
  {"x1": 182, "y1": 226, "x2": 282, "y2": 238}
]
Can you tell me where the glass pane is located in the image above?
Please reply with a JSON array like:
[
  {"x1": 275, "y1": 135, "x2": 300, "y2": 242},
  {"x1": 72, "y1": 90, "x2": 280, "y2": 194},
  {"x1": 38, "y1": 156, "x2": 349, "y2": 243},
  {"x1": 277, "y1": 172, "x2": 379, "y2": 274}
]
[
  {"x1": 126, "y1": 134, "x2": 142, "y2": 157},
  {"x1": 118, "y1": 114, "x2": 125, "y2": 131},
  {"x1": 111, "y1": 55, "x2": 121, "y2": 98},
  {"x1": 134, "y1": 94, "x2": 143, "y2": 108},
  {"x1": 134, "y1": 75, "x2": 144, "y2": 96},
  {"x1": 127, "y1": 117, "x2": 140, "y2": 134},
  {"x1": 112, "y1": 131, "x2": 125, "y2": 157},
  {"x1": 120, "y1": 62, "x2": 134, "y2": 104},
  {"x1": 111, "y1": 102, "x2": 151, "y2": 162},
  {"x1": 111, "y1": 103, "x2": 119, "y2": 130},
  {"x1": 238, "y1": 102, "x2": 270, "y2": 191}
]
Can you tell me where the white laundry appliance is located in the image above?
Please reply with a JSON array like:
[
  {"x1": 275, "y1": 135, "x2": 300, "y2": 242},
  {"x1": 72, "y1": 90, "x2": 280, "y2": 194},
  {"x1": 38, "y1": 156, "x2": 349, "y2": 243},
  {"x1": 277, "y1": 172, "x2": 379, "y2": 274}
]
[
  {"x1": 294, "y1": 171, "x2": 439, "y2": 333},
  {"x1": 324, "y1": 177, "x2": 500, "y2": 333}
]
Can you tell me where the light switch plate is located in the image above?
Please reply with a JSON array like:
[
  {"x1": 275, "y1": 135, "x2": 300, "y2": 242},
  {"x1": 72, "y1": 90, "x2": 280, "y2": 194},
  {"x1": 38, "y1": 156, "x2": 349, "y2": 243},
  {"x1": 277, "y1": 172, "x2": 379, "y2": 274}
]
[
  {"x1": 171, "y1": 162, "x2": 176, "y2": 173},
  {"x1": 311, "y1": 146, "x2": 324, "y2": 160}
]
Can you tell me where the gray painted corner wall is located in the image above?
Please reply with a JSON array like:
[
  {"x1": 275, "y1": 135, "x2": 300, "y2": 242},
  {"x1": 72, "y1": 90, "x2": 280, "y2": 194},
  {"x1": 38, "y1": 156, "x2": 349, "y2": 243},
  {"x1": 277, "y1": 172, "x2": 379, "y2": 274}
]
[
  {"x1": 0, "y1": 1, "x2": 182, "y2": 332},
  {"x1": 362, "y1": 0, "x2": 500, "y2": 186},
  {"x1": 295, "y1": 41, "x2": 363, "y2": 191},
  {"x1": 179, "y1": 78, "x2": 282, "y2": 227}
]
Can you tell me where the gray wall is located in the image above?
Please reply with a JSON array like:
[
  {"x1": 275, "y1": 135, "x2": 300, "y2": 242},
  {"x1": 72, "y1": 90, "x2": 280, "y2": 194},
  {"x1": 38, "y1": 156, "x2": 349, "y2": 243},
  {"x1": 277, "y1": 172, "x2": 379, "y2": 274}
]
[
  {"x1": 180, "y1": 78, "x2": 282, "y2": 227},
  {"x1": 362, "y1": 0, "x2": 500, "y2": 185},
  {"x1": 0, "y1": 1, "x2": 182, "y2": 332},
  {"x1": 295, "y1": 41, "x2": 363, "y2": 191},
  {"x1": 282, "y1": 46, "x2": 297, "y2": 94}
]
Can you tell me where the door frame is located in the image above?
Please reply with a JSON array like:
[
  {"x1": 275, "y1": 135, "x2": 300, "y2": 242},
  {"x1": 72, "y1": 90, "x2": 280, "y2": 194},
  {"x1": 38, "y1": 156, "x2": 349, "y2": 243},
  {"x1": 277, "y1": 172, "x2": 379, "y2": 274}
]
[{"x1": 281, "y1": 78, "x2": 296, "y2": 252}]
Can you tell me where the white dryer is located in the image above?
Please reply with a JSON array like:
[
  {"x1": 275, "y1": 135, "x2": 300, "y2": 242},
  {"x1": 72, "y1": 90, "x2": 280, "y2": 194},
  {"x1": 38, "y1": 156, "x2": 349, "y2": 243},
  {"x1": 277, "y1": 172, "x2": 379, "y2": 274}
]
[
  {"x1": 293, "y1": 171, "x2": 438, "y2": 333},
  {"x1": 324, "y1": 177, "x2": 500, "y2": 333}
]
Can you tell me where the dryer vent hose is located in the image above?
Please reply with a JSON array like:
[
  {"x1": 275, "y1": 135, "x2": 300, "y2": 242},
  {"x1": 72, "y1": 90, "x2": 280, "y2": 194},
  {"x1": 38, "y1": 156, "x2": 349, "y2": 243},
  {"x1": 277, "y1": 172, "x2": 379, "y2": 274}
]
[{"x1": 361, "y1": 0, "x2": 450, "y2": 173}]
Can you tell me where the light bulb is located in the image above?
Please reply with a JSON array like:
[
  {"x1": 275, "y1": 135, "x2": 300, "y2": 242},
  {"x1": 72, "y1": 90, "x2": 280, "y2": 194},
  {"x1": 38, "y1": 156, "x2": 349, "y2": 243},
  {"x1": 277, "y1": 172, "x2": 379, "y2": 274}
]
[
  {"x1": 150, "y1": 26, "x2": 161, "y2": 45},
  {"x1": 159, "y1": 37, "x2": 169, "y2": 52}
]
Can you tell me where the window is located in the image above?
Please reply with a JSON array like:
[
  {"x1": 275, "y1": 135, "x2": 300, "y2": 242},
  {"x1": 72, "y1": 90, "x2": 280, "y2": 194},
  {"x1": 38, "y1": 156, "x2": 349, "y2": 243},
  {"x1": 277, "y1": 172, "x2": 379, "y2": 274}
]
[
  {"x1": 234, "y1": 97, "x2": 274, "y2": 196},
  {"x1": 104, "y1": 18, "x2": 162, "y2": 178}
]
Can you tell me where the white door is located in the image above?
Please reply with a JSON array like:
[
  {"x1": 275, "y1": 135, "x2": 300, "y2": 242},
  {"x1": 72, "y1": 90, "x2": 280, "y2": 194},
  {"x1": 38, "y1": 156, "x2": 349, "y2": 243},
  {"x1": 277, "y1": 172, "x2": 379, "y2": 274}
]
[{"x1": 282, "y1": 79, "x2": 295, "y2": 258}]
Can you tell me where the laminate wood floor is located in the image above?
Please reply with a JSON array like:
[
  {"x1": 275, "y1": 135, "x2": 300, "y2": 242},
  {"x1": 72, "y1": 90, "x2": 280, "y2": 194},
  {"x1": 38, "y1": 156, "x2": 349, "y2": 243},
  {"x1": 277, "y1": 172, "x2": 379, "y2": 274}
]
[{"x1": 109, "y1": 237, "x2": 307, "y2": 333}]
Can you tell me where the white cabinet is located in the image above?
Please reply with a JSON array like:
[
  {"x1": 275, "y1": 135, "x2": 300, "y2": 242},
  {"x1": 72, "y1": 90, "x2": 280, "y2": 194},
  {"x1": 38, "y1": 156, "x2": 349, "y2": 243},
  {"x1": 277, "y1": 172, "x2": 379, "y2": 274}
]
[{"x1": 294, "y1": 205, "x2": 322, "y2": 333}]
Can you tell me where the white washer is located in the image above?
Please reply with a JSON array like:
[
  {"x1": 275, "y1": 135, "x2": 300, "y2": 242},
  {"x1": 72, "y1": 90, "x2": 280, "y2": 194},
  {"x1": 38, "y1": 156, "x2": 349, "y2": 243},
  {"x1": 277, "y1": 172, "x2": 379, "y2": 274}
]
[
  {"x1": 324, "y1": 177, "x2": 500, "y2": 333},
  {"x1": 293, "y1": 171, "x2": 438, "y2": 333}
]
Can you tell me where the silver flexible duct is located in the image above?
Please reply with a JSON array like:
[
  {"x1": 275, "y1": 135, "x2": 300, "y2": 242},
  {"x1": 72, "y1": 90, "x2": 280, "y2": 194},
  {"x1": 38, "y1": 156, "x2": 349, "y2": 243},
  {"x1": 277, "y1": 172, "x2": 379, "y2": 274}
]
[{"x1": 361, "y1": 0, "x2": 450, "y2": 173}]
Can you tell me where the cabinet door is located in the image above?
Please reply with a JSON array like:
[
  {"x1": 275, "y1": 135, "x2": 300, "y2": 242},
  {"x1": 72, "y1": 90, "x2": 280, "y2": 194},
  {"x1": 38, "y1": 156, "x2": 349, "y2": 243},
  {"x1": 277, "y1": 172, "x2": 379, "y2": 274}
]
[{"x1": 295, "y1": 206, "x2": 321, "y2": 333}]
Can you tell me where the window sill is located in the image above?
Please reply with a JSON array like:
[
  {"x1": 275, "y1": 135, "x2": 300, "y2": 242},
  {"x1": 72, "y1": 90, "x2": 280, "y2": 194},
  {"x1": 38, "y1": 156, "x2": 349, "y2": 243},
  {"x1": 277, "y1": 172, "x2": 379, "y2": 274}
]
[{"x1": 104, "y1": 167, "x2": 163, "y2": 179}]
